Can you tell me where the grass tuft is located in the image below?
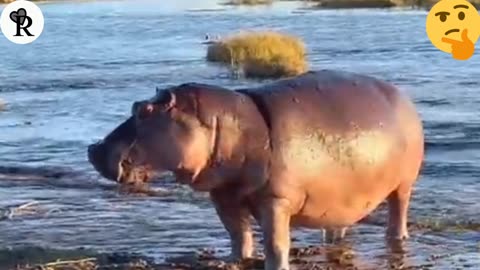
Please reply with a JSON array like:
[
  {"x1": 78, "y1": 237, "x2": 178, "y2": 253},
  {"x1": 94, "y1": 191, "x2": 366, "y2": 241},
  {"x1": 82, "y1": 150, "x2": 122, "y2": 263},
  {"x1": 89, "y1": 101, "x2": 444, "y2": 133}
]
[{"x1": 206, "y1": 31, "x2": 308, "y2": 79}]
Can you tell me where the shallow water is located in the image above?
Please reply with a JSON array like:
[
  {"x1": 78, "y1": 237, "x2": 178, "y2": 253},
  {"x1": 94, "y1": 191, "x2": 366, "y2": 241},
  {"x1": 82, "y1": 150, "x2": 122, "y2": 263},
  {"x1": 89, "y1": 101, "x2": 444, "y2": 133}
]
[{"x1": 1, "y1": 0, "x2": 479, "y2": 269}]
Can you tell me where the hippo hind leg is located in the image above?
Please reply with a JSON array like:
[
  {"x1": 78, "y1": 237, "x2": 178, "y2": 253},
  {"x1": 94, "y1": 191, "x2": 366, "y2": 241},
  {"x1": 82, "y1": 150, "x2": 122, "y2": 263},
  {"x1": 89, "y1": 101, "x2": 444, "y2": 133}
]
[
  {"x1": 322, "y1": 227, "x2": 347, "y2": 243},
  {"x1": 386, "y1": 183, "x2": 412, "y2": 240}
]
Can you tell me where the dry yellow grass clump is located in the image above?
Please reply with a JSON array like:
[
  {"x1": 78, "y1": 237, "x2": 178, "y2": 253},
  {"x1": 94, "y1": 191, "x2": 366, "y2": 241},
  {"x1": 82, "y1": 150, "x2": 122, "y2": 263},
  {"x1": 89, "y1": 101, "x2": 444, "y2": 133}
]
[{"x1": 206, "y1": 31, "x2": 308, "y2": 78}]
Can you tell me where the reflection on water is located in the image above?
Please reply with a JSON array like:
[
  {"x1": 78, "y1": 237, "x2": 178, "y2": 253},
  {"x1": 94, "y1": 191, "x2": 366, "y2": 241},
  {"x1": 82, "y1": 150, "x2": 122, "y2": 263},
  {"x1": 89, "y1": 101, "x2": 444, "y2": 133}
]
[{"x1": 1, "y1": 0, "x2": 479, "y2": 269}]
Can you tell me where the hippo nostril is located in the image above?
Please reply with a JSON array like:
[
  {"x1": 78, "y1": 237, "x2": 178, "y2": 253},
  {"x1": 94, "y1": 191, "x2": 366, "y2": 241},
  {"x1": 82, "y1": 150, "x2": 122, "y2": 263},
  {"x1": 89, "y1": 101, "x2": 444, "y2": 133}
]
[
  {"x1": 87, "y1": 141, "x2": 105, "y2": 164},
  {"x1": 88, "y1": 143, "x2": 99, "y2": 157},
  {"x1": 88, "y1": 140, "x2": 104, "y2": 153}
]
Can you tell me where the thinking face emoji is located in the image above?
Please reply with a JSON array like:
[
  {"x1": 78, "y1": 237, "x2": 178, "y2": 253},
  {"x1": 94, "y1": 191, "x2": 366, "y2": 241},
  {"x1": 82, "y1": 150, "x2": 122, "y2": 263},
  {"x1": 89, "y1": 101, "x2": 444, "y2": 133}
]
[{"x1": 426, "y1": 0, "x2": 480, "y2": 60}]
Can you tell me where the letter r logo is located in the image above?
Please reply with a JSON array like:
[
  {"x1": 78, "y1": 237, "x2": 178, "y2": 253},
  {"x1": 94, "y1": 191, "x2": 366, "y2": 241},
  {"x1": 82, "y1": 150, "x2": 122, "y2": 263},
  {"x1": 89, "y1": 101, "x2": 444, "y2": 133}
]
[{"x1": 1, "y1": 1, "x2": 44, "y2": 44}]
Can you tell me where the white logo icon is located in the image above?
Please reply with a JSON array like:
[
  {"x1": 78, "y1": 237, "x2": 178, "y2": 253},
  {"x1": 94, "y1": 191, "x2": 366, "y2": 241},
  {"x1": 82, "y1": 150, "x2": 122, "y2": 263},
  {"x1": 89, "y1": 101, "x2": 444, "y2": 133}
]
[{"x1": 1, "y1": 0, "x2": 44, "y2": 44}]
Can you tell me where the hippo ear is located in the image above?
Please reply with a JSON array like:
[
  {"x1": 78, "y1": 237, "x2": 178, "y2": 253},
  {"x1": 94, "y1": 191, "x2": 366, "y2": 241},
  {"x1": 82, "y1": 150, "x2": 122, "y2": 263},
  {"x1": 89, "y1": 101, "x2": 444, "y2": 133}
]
[{"x1": 154, "y1": 89, "x2": 176, "y2": 110}]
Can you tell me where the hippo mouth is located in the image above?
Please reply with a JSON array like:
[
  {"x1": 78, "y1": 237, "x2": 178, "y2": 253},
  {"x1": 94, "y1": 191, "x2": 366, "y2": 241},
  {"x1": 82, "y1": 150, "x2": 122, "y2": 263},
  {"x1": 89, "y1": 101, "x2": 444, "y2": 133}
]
[
  {"x1": 117, "y1": 157, "x2": 153, "y2": 185},
  {"x1": 87, "y1": 115, "x2": 158, "y2": 186},
  {"x1": 88, "y1": 141, "x2": 154, "y2": 185}
]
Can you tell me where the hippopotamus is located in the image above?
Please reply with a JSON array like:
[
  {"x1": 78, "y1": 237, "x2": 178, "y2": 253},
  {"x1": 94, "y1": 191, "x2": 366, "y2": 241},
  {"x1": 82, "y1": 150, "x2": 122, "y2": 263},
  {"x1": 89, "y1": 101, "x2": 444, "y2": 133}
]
[{"x1": 88, "y1": 70, "x2": 424, "y2": 270}]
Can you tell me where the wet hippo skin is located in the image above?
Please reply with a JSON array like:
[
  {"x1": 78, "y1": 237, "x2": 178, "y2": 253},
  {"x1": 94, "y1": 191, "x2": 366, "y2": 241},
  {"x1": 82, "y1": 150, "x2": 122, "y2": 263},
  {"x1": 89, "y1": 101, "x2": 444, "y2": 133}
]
[{"x1": 88, "y1": 70, "x2": 425, "y2": 270}]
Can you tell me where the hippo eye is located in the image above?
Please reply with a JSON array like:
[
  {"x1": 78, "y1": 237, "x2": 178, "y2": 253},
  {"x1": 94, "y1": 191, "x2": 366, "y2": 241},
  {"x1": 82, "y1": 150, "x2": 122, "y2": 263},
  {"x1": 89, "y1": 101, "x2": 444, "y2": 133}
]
[
  {"x1": 146, "y1": 104, "x2": 154, "y2": 114},
  {"x1": 458, "y1": 12, "x2": 465, "y2": 20},
  {"x1": 134, "y1": 102, "x2": 155, "y2": 120},
  {"x1": 140, "y1": 104, "x2": 154, "y2": 118}
]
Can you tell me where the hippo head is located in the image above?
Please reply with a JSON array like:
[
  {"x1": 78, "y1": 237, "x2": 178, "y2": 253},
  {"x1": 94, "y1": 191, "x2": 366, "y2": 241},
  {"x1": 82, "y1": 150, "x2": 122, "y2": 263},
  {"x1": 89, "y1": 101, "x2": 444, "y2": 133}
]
[
  {"x1": 87, "y1": 115, "x2": 151, "y2": 184},
  {"x1": 88, "y1": 87, "x2": 213, "y2": 186}
]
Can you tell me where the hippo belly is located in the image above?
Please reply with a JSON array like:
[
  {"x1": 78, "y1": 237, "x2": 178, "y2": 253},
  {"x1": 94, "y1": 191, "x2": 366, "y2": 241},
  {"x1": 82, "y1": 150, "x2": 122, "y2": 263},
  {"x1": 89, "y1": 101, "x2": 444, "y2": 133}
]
[
  {"x1": 286, "y1": 128, "x2": 402, "y2": 229},
  {"x1": 242, "y1": 70, "x2": 423, "y2": 229},
  {"x1": 285, "y1": 115, "x2": 403, "y2": 228}
]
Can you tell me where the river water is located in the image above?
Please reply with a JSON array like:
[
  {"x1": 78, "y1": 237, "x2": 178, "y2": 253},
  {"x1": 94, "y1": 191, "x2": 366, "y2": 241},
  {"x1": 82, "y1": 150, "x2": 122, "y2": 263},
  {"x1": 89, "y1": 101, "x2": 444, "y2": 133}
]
[{"x1": 0, "y1": 0, "x2": 479, "y2": 269}]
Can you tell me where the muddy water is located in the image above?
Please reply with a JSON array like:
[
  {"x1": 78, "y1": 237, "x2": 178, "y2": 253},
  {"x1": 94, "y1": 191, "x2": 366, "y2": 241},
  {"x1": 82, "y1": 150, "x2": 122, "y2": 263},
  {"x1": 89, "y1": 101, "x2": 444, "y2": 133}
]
[{"x1": 0, "y1": 0, "x2": 479, "y2": 269}]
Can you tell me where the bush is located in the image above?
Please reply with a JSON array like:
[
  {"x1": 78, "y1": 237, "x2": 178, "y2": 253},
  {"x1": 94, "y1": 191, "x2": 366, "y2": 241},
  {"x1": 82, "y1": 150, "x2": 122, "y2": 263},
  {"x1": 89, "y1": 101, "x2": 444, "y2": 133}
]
[{"x1": 206, "y1": 31, "x2": 308, "y2": 78}]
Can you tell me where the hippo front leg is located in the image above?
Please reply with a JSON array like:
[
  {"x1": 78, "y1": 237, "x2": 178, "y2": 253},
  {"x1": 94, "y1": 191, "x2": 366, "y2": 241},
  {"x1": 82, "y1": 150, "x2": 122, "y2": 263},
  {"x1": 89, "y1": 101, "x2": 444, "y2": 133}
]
[
  {"x1": 260, "y1": 198, "x2": 291, "y2": 270},
  {"x1": 210, "y1": 189, "x2": 254, "y2": 261}
]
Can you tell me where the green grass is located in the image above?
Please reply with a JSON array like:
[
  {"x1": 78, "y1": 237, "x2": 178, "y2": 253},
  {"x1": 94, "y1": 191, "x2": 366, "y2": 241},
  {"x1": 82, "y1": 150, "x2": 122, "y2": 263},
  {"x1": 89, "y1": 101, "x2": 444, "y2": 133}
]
[{"x1": 206, "y1": 31, "x2": 308, "y2": 78}]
